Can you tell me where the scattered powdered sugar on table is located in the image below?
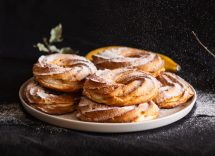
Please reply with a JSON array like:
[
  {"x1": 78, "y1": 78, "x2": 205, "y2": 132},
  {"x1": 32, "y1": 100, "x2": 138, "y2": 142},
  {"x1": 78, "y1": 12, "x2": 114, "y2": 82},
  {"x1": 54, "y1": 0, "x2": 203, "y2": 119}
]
[
  {"x1": 0, "y1": 102, "x2": 33, "y2": 125},
  {"x1": 193, "y1": 90, "x2": 215, "y2": 117},
  {"x1": 0, "y1": 102, "x2": 70, "y2": 133},
  {"x1": 0, "y1": 88, "x2": 214, "y2": 130}
]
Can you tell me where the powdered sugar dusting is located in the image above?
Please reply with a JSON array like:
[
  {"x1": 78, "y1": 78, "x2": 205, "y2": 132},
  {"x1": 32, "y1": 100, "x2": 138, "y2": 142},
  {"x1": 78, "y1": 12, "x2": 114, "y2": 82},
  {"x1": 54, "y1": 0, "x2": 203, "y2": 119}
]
[
  {"x1": 34, "y1": 53, "x2": 97, "y2": 77},
  {"x1": 95, "y1": 47, "x2": 157, "y2": 66},
  {"x1": 194, "y1": 90, "x2": 215, "y2": 117},
  {"x1": 155, "y1": 72, "x2": 193, "y2": 104},
  {"x1": 78, "y1": 97, "x2": 136, "y2": 114},
  {"x1": 96, "y1": 47, "x2": 127, "y2": 59}
]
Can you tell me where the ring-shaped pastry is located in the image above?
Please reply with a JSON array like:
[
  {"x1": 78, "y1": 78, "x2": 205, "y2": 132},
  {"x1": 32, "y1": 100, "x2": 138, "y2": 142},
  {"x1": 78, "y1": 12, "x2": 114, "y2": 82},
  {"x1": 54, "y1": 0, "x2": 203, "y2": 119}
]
[
  {"x1": 33, "y1": 53, "x2": 97, "y2": 92},
  {"x1": 83, "y1": 68, "x2": 160, "y2": 106},
  {"x1": 77, "y1": 97, "x2": 159, "y2": 123},
  {"x1": 93, "y1": 47, "x2": 165, "y2": 77},
  {"x1": 154, "y1": 72, "x2": 194, "y2": 108},
  {"x1": 23, "y1": 79, "x2": 79, "y2": 115}
]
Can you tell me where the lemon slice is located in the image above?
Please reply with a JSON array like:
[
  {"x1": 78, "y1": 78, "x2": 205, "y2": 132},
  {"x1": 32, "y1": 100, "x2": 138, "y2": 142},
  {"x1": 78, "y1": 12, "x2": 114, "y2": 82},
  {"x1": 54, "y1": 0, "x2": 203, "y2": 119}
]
[{"x1": 85, "y1": 46, "x2": 181, "y2": 72}]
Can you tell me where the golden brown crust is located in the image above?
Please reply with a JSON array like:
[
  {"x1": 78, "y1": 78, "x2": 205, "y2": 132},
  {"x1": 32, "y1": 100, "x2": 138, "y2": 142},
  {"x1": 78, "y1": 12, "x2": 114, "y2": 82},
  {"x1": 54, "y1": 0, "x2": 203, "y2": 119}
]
[
  {"x1": 83, "y1": 68, "x2": 160, "y2": 106},
  {"x1": 23, "y1": 79, "x2": 80, "y2": 115},
  {"x1": 154, "y1": 72, "x2": 194, "y2": 108},
  {"x1": 76, "y1": 97, "x2": 159, "y2": 123},
  {"x1": 33, "y1": 53, "x2": 97, "y2": 92},
  {"x1": 93, "y1": 47, "x2": 165, "y2": 77}
]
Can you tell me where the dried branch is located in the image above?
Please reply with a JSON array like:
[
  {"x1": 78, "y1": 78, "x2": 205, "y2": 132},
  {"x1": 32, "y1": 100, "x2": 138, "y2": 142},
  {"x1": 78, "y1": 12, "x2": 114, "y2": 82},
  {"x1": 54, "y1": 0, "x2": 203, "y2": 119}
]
[{"x1": 192, "y1": 31, "x2": 215, "y2": 59}]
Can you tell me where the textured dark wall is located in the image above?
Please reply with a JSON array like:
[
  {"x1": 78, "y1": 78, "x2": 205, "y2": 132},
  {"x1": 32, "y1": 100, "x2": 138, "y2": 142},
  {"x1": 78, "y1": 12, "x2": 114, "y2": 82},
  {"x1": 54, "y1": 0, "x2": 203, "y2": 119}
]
[
  {"x1": 1, "y1": 0, "x2": 215, "y2": 57},
  {"x1": 0, "y1": 0, "x2": 215, "y2": 99}
]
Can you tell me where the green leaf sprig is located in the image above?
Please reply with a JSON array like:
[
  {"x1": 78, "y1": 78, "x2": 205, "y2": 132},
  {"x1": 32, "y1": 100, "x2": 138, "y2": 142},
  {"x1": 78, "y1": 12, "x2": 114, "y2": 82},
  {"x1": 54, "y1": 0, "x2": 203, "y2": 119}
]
[{"x1": 35, "y1": 24, "x2": 78, "y2": 54}]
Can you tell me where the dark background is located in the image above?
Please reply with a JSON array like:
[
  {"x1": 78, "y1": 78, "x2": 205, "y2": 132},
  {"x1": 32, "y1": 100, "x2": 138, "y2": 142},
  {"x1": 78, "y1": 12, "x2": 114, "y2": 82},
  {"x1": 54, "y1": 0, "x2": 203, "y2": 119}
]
[
  {"x1": 0, "y1": 0, "x2": 215, "y2": 100},
  {"x1": 1, "y1": 0, "x2": 215, "y2": 58},
  {"x1": 0, "y1": 1, "x2": 215, "y2": 155}
]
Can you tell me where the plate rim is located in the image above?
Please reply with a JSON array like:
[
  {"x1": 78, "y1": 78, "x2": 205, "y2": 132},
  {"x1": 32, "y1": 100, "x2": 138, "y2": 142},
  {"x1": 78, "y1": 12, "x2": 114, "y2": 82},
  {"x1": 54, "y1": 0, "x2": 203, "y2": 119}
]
[{"x1": 19, "y1": 78, "x2": 197, "y2": 133}]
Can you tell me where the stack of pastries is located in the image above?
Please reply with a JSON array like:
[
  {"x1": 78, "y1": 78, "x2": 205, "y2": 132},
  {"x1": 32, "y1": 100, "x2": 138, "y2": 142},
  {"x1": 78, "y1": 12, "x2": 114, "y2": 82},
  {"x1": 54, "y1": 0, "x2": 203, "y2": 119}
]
[
  {"x1": 23, "y1": 54, "x2": 97, "y2": 114},
  {"x1": 23, "y1": 47, "x2": 194, "y2": 123}
]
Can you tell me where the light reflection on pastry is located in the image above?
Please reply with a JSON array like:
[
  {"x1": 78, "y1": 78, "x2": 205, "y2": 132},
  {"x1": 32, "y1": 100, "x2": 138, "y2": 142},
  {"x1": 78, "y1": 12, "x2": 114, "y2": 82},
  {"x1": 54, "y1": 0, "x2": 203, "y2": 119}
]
[
  {"x1": 76, "y1": 97, "x2": 159, "y2": 123},
  {"x1": 92, "y1": 47, "x2": 165, "y2": 77},
  {"x1": 154, "y1": 72, "x2": 194, "y2": 108},
  {"x1": 83, "y1": 68, "x2": 160, "y2": 106},
  {"x1": 23, "y1": 79, "x2": 79, "y2": 115},
  {"x1": 33, "y1": 53, "x2": 97, "y2": 92}
]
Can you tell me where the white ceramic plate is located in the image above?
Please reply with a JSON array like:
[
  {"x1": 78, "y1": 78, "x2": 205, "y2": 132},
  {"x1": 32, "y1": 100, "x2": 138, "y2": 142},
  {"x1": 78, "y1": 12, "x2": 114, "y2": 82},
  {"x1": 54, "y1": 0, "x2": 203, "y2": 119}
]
[{"x1": 19, "y1": 78, "x2": 197, "y2": 133}]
